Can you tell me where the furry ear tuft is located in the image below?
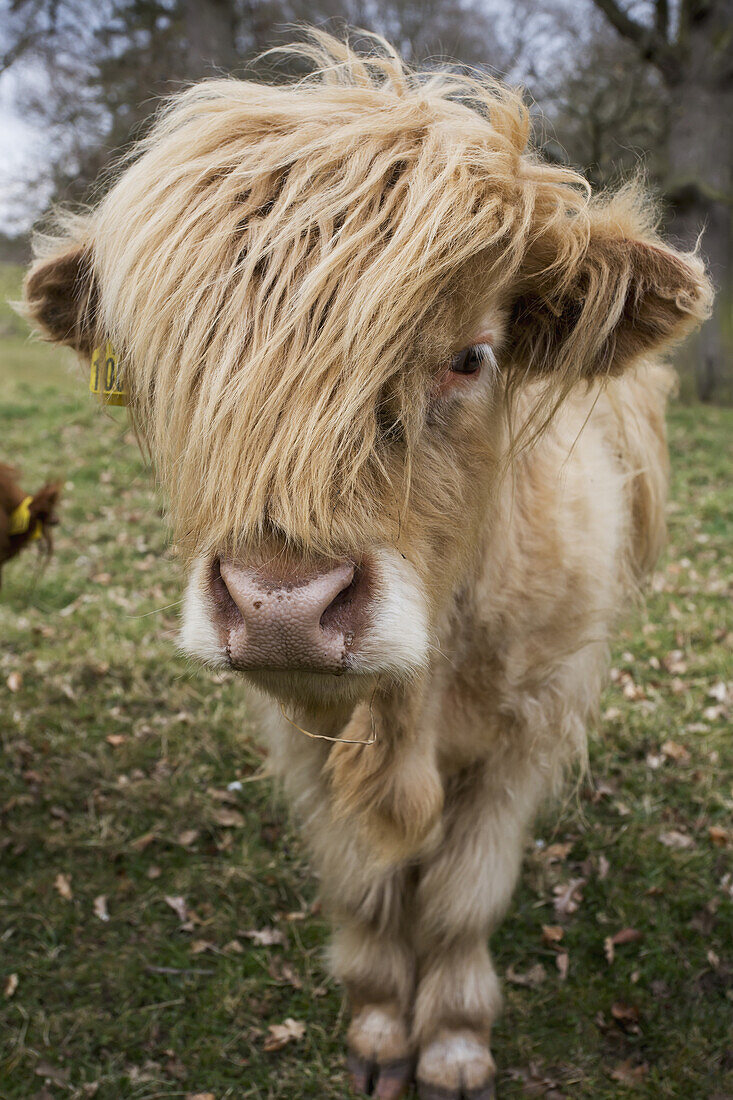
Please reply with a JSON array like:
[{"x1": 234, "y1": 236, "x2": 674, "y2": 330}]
[
  {"x1": 31, "y1": 482, "x2": 63, "y2": 521},
  {"x1": 508, "y1": 228, "x2": 713, "y2": 380},
  {"x1": 614, "y1": 239, "x2": 712, "y2": 361},
  {"x1": 23, "y1": 238, "x2": 98, "y2": 354}
]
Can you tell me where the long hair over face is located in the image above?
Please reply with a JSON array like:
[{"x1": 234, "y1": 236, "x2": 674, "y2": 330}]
[
  {"x1": 26, "y1": 31, "x2": 709, "y2": 560},
  {"x1": 73, "y1": 32, "x2": 596, "y2": 556}
]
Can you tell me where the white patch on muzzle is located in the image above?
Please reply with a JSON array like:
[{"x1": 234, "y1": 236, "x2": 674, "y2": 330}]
[
  {"x1": 356, "y1": 547, "x2": 430, "y2": 679},
  {"x1": 177, "y1": 546, "x2": 430, "y2": 682},
  {"x1": 178, "y1": 556, "x2": 228, "y2": 668}
]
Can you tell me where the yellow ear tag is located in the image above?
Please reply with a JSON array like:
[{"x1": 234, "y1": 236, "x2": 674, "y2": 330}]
[
  {"x1": 8, "y1": 496, "x2": 42, "y2": 540},
  {"x1": 90, "y1": 341, "x2": 128, "y2": 406}
]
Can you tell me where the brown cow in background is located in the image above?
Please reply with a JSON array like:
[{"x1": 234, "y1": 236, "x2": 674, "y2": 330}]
[{"x1": 0, "y1": 464, "x2": 61, "y2": 586}]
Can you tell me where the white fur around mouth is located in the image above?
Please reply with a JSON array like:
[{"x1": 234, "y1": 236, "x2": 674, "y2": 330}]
[
  {"x1": 178, "y1": 556, "x2": 229, "y2": 668},
  {"x1": 178, "y1": 546, "x2": 430, "y2": 683}
]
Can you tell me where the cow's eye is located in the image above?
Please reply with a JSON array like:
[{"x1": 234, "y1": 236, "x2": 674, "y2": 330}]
[{"x1": 450, "y1": 345, "x2": 491, "y2": 374}]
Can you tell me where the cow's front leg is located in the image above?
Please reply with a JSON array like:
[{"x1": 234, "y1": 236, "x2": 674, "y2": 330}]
[
  {"x1": 412, "y1": 761, "x2": 544, "y2": 1099},
  {"x1": 271, "y1": 709, "x2": 425, "y2": 1097},
  {"x1": 318, "y1": 692, "x2": 439, "y2": 1095},
  {"x1": 328, "y1": 864, "x2": 416, "y2": 1099}
]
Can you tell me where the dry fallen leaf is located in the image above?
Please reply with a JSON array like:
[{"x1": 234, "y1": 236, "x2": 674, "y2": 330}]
[
  {"x1": 610, "y1": 1059, "x2": 648, "y2": 1086},
  {"x1": 35, "y1": 1061, "x2": 70, "y2": 1086},
  {"x1": 178, "y1": 829, "x2": 199, "y2": 847},
  {"x1": 708, "y1": 681, "x2": 729, "y2": 704},
  {"x1": 164, "y1": 895, "x2": 188, "y2": 922},
  {"x1": 93, "y1": 895, "x2": 109, "y2": 922},
  {"x1": 553, "y1": 877, "x2": 586, "y2": 918},
  {"x1": 663, "y1": 650, "x2": 687, "y2": 675},
  {"x1": 212, "y1": 808, "x2": 245, "y2": 828},
  {"x1": 541, "y1": 925, "x2": 564, "y2": 946},
  {"x1": 611, "y1": 1002, "x2": 641, "y2": 1033},
  {"x1": 6, "y1": 671, "x2": 22, "y2": 693},
  {"x1": 505, "y1": 963, "x2": 546, "y2": 988},
  {"x1": 505, "y1": 1064, "x2": 564, "y2": 1094},
  {"x1": 242, "y1": 927, "x2": 285, "y2": 947},
  {"x1": 105, "y1": 734, "x2": 126, "y2": 747},
  {"x1": 209, "y1": 787, "x2": 240, "y2": 804},
  {"x1": 277, "y1": 961, "x2": 303, "y2": 990},
  {"x1": 709, "y1": 825, "x2": 730, "y2": 848},
  {"x1": 556, "y1": 952, "x2": 569, "y2": 981},
  {"x1": 263, "y1": 1017, "x2": 306, "y2": 1052},
  {"x1": 604, "y1": 927, "x2": 642, "y2": 965},
  {"x1": 164, "y1": 1053, "x2": 188, "y2": 1081},
  {"x1": 622, "y1": 677, "x2": 645, "y2": 701},
  {"x1": 131, "y1": 831, "x2": 157, "y2": 852},
  {"x1": 4, "y1": 973, "x2": 18, "y2": 998},
  {"x1": 659, "y1": 830, "x2": 695, "y2": 850},
  {"x1": 190, "y1": 940, "x2": 216, "y2": 955},
  {"x1": 661, "y1": 740, "x2": 691, "y2": 764},
  {"x1": 180, "y1": 909, "x2": 203, "y2": 931},
  {"x1": 544, "y1": 841, "x2": 573, "y2": 862},
  {"x1": 613, "y1": 927, "x2": 643, "y2": 946},
  {"x1": 54, "y1": 873, "x2": 73, "y2": 901}
]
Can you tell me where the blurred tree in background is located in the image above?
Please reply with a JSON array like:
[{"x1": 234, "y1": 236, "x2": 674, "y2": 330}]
[
  {"x1": 0, "y1": 0, "x2": 730, "y2": 399},
  {"x1": 587, "y1": 0, "x2": 732, "y2": 401}
]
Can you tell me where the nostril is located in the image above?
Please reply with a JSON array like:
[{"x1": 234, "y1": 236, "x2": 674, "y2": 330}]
[
  {"x1": 319, "y1": 564, "x2": 364, "y2": 645},
  {"x1": 210, "y1": 557, "x2": 244, "y2": 629}
]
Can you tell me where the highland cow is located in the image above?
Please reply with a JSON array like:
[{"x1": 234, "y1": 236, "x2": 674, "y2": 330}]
[
  {"x1": 23, "y1": 33, "x2": 712, "y2": 1099},
  {"x1": 0, "y1": 464, "x2": 61, "y2": 586}
]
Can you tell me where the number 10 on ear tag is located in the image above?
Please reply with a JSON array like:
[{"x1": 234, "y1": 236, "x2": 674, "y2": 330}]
[{"x1": 90, "y1": 341, "x2": 128, "y2": 406}]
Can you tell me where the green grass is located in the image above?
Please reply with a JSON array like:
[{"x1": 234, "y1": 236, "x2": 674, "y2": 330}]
[{"x1": 1, "y1": 262, "x2": 731, "y2": 1099}]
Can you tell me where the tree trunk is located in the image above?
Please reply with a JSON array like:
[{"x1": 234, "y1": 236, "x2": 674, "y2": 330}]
[
  {"x1": 182, "y1": 0, "x2": 239, "y2": 78},
  {"x1": 665, "y1": 1, "x2": 733, "y2": 401}
]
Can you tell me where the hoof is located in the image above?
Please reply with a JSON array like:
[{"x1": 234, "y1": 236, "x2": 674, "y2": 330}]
[
  {"x1": 416, "y1": 1028, "x2": 496, "y2": 1100},
  {"x1": 347, "y1": 1049, "x2": 415, "y2": 1098},
  {"x1": 416, "y1": 1082, "x2": 496, "y2": 1100}
]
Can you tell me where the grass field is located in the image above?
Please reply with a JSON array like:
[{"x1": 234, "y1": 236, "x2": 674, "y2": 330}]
[{"x1": 1, "y1": 261, "x2": 731, "y2": 1100}]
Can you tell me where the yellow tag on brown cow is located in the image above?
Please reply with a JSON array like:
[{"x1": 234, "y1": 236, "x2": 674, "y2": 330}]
[
  {"x1": 90, "y1": 341, "x2": 127, "y2": 406},
  {"x1": 8, "y1": 496, "x2": 42, "y2": 539}
]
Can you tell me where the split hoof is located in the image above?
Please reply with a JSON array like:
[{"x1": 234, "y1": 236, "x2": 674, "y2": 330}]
[
  {"x1": 416, "y1": 1080, "x2": 496, "y2": 1100},
  {"x1": 346, "y1": 1005, "x2": 415, "y2": 1098},
  {"x1": 416, "y1": 1029, "x2": 496, "y2": 1100},
  {"x1": 347, "y1": 1049, "x2": 415, "y2": 1098}
]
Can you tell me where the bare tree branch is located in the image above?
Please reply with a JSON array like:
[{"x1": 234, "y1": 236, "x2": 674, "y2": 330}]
[
  {"x1": 591, "y1": 0, "x2": 681, "y2": 81},
  {"x1": 0, "y1": 0, "x2": 43, "y2": 74},
  {"x1": 655, "y1": 0, "x2": 669, "y2": 40},
  {"x1": 0, "y1": 34, "x2": 32, "y2": 74},
  {"x1": 591, "y1": 0, "x2": 649, "y2": 46}
]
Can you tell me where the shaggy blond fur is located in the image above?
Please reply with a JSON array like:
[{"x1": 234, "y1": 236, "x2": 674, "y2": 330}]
[
  {"x1": 23, "y1": 30, "x2": 712, "y2": 1098},
  {"x1": 25, "y1": 32, "x2": 707, "y2": 562}
]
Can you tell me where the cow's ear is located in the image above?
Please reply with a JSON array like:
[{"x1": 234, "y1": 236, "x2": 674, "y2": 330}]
[
  {"x1": 33, "y1": 481, "x2": 63, "y2": 513},
  {"x1": 507, "y1": 230, "x2": 713, "y2": 379},
  {"x1": 23, "y1": 236, "x2": 98, "y2": 355}
]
